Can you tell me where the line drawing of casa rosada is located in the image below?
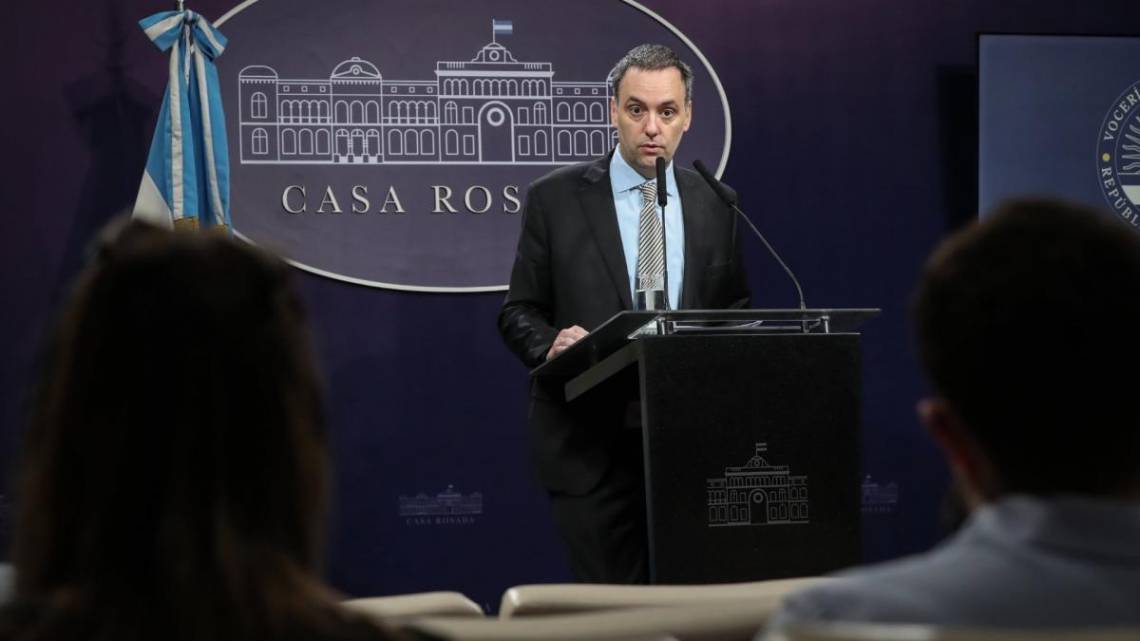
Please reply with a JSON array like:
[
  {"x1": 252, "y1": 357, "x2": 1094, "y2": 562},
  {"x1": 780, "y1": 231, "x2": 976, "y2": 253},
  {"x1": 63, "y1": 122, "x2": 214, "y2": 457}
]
[
  {"x1": 237, "y1": 37, "x2": 618, "y2": 165},
  {"x1": 706, "y1": 443, "x2": 810, "y2": 527}
]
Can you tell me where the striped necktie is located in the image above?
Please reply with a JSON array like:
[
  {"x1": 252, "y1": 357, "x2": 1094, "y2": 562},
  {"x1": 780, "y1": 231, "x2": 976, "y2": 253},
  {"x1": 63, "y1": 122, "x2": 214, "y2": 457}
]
[{"x1": 636, "y1": 181, "x2": 665, "y2": 300}]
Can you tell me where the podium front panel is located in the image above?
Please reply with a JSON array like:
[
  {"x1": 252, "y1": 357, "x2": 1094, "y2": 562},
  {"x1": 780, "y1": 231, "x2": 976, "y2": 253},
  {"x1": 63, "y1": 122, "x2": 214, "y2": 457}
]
[{"x1": 638, "y1": 333, "x2": 861, "y2": 583}]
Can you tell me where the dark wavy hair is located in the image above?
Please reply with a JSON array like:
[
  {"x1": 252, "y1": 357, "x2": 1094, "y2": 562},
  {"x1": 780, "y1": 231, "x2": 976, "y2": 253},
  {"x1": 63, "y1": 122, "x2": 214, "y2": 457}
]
[{"x1": 4, "y1": 220, "x2": 387, "y2": 641}]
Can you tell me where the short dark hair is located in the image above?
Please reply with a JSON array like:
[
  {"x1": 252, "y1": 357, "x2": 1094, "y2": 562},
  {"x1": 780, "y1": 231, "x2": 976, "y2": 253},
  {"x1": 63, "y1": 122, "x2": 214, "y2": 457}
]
[
  {"x1": 913, "y1": 198, "x2": 1140, "y2": 496},
  {"x1": 608, "y1": 43, "x2": 694, "y2": 103},
  {"x1": 8, "y1": 220, "x2": 387, "y2": 640}
]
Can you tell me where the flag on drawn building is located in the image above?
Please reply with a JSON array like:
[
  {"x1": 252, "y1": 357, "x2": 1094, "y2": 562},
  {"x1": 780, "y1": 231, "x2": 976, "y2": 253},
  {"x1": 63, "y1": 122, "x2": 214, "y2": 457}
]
[
  {"x1": 492, "y1": 19, "x2": 513, "y2": 39},
  {"x1": 132, "y1": 9, "x2": 231, "y2": 231}
]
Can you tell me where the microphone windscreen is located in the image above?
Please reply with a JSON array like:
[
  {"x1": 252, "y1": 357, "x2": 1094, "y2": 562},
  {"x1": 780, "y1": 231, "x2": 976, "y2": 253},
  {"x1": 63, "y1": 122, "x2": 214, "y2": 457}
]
[
  {"x1": 655, "y1": 157, "x2": 668, "y2": 207},
  {"x1": 692, "y1": 159, "x2": 737, "y2": 206},
  {"x1": 693, "y1": 158, "x2": 713, "y2": 180}
]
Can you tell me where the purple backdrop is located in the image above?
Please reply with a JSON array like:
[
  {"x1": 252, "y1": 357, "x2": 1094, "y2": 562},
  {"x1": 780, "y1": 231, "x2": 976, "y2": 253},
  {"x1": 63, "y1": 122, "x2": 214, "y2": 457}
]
[{"x1": 3, "y1": 0, "x2": 1139, "y2": 613}]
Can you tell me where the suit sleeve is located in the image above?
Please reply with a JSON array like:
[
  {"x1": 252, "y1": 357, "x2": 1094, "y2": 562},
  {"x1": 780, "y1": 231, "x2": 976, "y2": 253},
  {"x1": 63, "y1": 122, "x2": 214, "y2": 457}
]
[
  {"x1": 497, "y1": 183, "x2": 559, "y2": 369},
  {"x1": 722, "y1": 185, "x2": 751, "y2": 310}
]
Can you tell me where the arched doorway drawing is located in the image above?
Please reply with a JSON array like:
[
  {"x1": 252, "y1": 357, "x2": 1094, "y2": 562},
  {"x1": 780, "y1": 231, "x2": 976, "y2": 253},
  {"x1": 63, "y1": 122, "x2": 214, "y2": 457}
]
[
  {"x1": 350, "y1": 129, "x2": 365, "y2": 162},
  {"x1": 749, "y1": 489, "x2": 769, "y2": 525},
  {"x1": 478, "y1": 101, "x2": 514, "y2": 162}
]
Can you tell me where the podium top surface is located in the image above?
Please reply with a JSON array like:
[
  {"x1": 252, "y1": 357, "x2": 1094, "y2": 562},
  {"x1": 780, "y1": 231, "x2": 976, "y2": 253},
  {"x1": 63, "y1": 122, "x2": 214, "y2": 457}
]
[{"x1": 531, "y1": 308, "x2": 880, "y2": 379}]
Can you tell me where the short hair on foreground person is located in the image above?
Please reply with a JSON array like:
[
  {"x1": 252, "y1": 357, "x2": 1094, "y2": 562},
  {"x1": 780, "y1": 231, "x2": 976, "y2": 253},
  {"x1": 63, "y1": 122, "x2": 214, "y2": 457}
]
[
  {"x1": 2, "y1": 219, "x2": 394, "y2": 641},
  {"x1": 913, "y1": 198, "x2": 1140, "y2": 497}
]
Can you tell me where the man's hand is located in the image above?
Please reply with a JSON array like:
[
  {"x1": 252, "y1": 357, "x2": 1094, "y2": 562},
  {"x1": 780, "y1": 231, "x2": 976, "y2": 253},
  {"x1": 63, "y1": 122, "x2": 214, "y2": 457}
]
[{"x1": 546, "y1": 325, "x2": 588, "y2": 361}]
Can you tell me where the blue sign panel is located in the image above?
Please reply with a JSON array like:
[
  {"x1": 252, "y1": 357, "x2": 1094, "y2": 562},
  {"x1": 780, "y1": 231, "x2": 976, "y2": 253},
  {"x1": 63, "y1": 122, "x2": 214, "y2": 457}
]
[{"x1": 980, "y1": 35, "x2": 1140, "y2": 225}]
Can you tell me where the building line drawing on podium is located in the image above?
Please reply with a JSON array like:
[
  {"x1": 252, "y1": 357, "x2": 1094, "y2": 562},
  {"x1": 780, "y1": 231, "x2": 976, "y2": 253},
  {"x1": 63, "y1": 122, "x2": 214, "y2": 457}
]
[{"x1": 706, "y1": 443, "x2": 811, "y2": 527}]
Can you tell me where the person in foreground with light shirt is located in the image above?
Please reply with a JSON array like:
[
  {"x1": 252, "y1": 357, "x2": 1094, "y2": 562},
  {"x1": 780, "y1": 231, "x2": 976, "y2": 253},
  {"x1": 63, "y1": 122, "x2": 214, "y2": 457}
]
[{"x1": 765, "y1": 198, "x2": 1140, "y2": 632}]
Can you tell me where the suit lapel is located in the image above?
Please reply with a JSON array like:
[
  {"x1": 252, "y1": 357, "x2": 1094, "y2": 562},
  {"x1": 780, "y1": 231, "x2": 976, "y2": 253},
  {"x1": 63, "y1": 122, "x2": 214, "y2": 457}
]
[
  {"x1": 579, "y1": 155, "x2": 634, "y2": 309},
  {"x1": 678, "y1": 169, "x2": 709, "y2": 309}
]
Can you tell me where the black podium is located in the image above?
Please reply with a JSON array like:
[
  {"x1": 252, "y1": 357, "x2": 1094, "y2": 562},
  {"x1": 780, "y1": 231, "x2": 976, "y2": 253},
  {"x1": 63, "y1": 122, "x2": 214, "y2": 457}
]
[{"x1": 532, "y1": 309, "x2": 878, "y2": 584}]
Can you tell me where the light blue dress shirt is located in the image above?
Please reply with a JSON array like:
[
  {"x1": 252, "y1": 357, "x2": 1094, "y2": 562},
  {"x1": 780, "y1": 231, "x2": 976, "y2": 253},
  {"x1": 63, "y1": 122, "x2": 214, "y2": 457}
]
[
  {"x1": 609, "y1": 151, "x2": 685, "y2": 309},
  {"x1": 763, "y1": 495, "x2": 1140, "y2": 631}
]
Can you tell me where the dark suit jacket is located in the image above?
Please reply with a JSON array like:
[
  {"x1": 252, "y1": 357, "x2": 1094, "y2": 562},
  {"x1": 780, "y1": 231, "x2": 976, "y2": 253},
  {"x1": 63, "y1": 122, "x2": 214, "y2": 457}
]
[{"x1": 498, "y1": 153, "x2": 750, "y2": 495}]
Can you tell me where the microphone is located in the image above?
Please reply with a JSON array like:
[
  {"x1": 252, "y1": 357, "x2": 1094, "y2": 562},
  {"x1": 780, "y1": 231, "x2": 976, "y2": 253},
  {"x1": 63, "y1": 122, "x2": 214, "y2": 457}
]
[
  {"x1": 655, "y1": 156, "x2": 671, "y2": 310},
  {"x1": 692, "y1": 159, "x2": 736, "y2": 207},
  {"x1": 692, "y1": 159, "x2": 807, "y2": 310}
]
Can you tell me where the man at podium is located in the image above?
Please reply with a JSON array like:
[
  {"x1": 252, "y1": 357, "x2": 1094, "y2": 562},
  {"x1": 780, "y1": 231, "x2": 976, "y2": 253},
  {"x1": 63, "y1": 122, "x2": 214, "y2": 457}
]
[{"x1": 498, "y1": 43, "x2": 750, "y2": 583}]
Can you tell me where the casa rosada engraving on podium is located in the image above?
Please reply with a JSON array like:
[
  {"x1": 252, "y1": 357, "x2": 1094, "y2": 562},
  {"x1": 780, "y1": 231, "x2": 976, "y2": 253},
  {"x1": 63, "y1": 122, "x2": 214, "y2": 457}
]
[{"x1": 706, "y1": 443, "x2": 810, "y2": 527}]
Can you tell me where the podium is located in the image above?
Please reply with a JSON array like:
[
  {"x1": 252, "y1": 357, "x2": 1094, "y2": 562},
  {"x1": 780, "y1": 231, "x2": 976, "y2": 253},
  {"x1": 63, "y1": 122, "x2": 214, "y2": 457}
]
[{"x1": 532, "y1": 309, "x2": 878, "y2": 584}]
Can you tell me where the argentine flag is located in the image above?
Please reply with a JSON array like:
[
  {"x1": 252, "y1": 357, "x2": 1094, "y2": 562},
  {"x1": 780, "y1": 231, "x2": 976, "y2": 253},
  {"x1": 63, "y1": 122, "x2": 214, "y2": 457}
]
[
  {"x1": 492, "y1": 19, "x2": 513, "y2": 39},
  {"x1": 133, "y1": 10, "x2": 230, "y2": 231}
]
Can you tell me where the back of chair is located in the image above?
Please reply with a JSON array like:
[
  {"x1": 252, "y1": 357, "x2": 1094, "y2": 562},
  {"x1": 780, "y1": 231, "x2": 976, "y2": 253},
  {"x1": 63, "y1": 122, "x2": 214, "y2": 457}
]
[
  {"x1": 343, "y1": 591, "x2": 484, "y2": 622},
  {"x1": 406, "y1": 602, "x2": 773, "y2": 641},
  {"x1": 500, "y1": 577, "x2": 831, "y2": 618},
  {"x1": 0, "y1": 564, "x2": 13, "y2": 605},
  {"x1": 770, "y1": 622, "x2": 1140, "y2": 641}
]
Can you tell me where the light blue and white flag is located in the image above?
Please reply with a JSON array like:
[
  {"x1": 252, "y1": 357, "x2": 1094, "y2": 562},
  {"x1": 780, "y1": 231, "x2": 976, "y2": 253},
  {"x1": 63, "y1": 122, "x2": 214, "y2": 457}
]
[
  {"x1": 492, "y1": 19, "x2": 513, "y2": 40},
  {"x1": 133, "y1": 9, "x2": 230, "y2": 231}
]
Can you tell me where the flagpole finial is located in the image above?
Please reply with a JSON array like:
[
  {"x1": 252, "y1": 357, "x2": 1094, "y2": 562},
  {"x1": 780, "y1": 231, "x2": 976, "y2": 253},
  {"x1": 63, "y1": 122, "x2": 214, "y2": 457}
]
[{"x1": 176, "y1": 0, "x2": 185, "y2": 12}]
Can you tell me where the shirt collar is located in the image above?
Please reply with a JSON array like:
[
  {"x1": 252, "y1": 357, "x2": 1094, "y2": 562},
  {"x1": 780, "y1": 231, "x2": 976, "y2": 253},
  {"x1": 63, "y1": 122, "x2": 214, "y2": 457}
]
[{"x1": 610, "y1": 150, "x2": 678, "y2": 198}]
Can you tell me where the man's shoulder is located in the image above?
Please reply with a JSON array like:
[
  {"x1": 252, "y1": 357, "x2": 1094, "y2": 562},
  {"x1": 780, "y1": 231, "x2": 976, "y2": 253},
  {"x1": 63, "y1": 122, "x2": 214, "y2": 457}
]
[
  {"x1": 769, "y1": 557, "x2": 951, "y2": 628},
  {"x1": 766, "y1": 518, "x2": 1140, "y2": 631},
  {"x1": 768, "y1": 527, "x2": 1020, "y2": 628},
  {"x1": 529, "y1": 157, "x2": 608, "y2": 194},
  {"x1": 676, "y1": 165, "x2": 737, "y2": 204}
]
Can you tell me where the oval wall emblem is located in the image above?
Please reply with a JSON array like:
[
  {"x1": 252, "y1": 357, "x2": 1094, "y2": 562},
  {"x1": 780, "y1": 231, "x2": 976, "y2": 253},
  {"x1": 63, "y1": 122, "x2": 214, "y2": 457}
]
[
  {"x1": 1097, "y1": 81, "x2": 1140, "y2": 227},
  {"x1": 217, "y1": 0, "x2": 731, "y2": 291}
]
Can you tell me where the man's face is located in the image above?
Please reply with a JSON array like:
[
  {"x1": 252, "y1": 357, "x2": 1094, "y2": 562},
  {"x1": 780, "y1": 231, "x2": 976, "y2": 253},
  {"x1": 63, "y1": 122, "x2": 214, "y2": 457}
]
[{"x1": 610, "y1": 66, "x2": 692, "y2": 178}]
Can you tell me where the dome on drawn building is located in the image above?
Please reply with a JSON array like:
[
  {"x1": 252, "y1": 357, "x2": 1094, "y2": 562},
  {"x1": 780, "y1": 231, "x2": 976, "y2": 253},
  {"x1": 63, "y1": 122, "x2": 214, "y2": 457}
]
[
  {"x1": 331, "y1": 57, "x2": 381, "y2": 79},
  {"x1": 741, "y1": 453, "x2": 773, "y2": 470},
  {"x1": 472, "y1": 42, "x2": 518, "y2": 64},
  {"x1": 239, "y1": 65, "x2": 278, "y2": 78}
]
